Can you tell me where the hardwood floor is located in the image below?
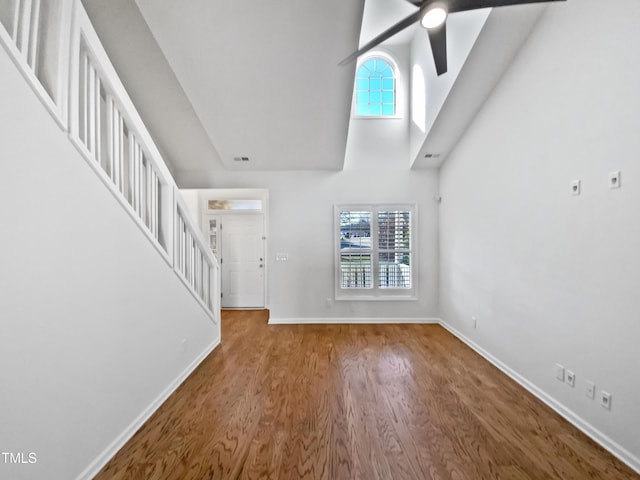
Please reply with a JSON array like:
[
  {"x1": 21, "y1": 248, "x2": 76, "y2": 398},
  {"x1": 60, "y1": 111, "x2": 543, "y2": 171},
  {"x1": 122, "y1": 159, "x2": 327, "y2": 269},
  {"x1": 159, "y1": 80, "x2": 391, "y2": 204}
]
[{"x1": 95, "y1": 310, "x2": 639, "y2": 479}]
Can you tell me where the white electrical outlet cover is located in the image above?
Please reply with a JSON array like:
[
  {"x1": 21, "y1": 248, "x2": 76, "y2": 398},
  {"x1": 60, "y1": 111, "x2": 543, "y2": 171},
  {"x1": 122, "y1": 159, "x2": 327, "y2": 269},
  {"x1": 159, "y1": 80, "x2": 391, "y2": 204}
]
[
  {"x1": 566, "y1": 370, "x2": 575, "y2": 387},
  {"x1": 609, "y1": 171, "x2": 621, "y2": 189},
  {"x1": 555, "y1": 364, "x2": 565, "y2": 381},
  {"x1": 601, "y1": 391, "x2": 612, "y2": 410}
]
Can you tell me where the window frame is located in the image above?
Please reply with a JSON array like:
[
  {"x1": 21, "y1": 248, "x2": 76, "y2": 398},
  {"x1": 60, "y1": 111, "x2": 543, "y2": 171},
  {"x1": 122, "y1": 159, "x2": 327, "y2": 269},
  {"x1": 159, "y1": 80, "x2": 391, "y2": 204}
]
[
  {"x1": 335, "y1": 204, "x2": 417, "y2": 301},
  {"x1": 352, "y1": 52, "x2": 400, "y2": 119}
]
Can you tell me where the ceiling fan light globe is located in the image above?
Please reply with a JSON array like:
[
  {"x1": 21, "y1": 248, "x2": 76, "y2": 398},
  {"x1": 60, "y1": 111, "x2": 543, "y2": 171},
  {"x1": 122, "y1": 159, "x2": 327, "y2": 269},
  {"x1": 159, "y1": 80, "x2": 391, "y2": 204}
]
[{"x1": 421, "y1": 6, "x2": 447, "y2": 29}]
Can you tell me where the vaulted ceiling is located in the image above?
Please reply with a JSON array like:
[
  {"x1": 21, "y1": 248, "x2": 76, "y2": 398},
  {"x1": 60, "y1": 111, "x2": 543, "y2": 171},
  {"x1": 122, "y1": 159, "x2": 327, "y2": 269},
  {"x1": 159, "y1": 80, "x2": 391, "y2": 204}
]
[
  {"x1": 81, "y1": 0, "x2": 551, "y2": 179},
  {"x1": 83, "y1": 0, "x2": 366, "y2": 173}
]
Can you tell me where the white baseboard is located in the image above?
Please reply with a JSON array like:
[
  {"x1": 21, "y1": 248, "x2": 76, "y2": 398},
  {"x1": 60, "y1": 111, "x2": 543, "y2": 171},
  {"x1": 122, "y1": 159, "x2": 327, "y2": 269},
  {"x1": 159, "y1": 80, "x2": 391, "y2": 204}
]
[
  {"x1": 269, "y1": 317, "x2": 440, "y2": 325},
  {"x1": 76, "y1": 337, "x2": 221, "y2": 480},
  {"x1": 438, "y1": 319, "x2": 640, "y2": 475}
]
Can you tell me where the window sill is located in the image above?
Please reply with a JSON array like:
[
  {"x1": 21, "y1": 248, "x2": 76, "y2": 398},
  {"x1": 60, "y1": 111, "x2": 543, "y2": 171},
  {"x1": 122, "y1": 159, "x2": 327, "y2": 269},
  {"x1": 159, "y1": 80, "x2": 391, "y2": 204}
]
[
  {"x1": 335, "y1": 294, "x2": 417, "y2": 302},
  {"x1": 351, "y1": 115, "x2": 403, "y2": 120}
]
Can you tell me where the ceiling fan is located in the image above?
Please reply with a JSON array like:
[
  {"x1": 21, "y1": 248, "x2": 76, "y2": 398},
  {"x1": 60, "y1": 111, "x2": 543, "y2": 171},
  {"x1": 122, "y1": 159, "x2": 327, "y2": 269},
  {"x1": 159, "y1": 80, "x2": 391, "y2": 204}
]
[{"x1": 339, "y1": 0, "x2": 566, "y2": 75}]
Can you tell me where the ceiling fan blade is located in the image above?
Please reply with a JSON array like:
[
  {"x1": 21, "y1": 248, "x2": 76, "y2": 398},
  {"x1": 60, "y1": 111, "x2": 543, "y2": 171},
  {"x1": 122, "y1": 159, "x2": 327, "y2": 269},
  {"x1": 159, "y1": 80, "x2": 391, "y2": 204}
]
[
  {"x1": 428, "y1": 22, "x2": 448, "y2": 75},
  {"x1": 339, "y1": 11, "x2": 421, "y2": 66},
  {"x1": 448, "y1": 0, "x2": 566, "y2": 14},
  {"x1": 403, "y1": 0, "x2": 423, "y2": 6}
]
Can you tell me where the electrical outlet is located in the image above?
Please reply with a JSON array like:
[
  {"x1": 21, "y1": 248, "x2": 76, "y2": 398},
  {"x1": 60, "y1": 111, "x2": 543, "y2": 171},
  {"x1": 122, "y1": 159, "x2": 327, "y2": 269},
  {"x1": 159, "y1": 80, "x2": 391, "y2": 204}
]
[
  {"x1": 571, "y1": 180, "x2": 581, "y2": 196},
  {"x1": 609, "y1": 171, "x2": 621, "y2": 189},
  {"x1": 555, "y1": 364, "x2": 565, "y2": 382},
  {"x1": 586, "y1": 381, "x2": 596, "y2": 399},
  {"x1": 601, "y1": 391, "x2": 612, "y2": 410},
  {"x1": 566, "y1": 370, "x2": 575, "y2": 387}
]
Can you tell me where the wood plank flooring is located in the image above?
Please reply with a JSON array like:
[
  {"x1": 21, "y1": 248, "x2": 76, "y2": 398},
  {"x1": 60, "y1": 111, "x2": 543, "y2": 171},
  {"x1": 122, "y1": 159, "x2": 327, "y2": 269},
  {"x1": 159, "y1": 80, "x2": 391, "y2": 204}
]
[{"x1": 95, "y1": 310, "x2": 639, "y2": 479}]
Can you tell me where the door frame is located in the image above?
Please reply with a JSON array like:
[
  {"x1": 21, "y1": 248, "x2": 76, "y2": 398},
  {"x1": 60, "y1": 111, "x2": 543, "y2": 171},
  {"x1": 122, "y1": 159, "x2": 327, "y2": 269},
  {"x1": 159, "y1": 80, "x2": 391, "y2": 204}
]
[{"x1": 199, "y1": 189, "x2": 269, "y2": 310}]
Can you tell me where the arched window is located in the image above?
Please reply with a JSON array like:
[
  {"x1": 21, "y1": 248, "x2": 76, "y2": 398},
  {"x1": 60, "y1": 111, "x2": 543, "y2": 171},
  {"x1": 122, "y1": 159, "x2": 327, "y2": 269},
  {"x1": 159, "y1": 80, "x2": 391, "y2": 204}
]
[{"x1": 355, "y1": 57, "x2": 396, "y2": 116}]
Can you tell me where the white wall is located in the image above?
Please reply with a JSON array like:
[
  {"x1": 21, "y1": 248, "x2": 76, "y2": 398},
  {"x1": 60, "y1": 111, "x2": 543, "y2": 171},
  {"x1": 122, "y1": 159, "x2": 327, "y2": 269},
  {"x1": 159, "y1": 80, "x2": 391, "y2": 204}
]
[
  {"x1": 180, "y1": 188, "x2": 201, "y2": 223},
  {"x1": 439, "y1": 0, "x2": 640, "y2": 469},
  {"x1": 345, "y1": 44, "x2": 411, "y2": 169},
  {"x1": 179, "y1": 169, "x2": 439, "y2": 322},
  {"x1": 0, "y1": 45, "x2": 218, "y2": 480}
]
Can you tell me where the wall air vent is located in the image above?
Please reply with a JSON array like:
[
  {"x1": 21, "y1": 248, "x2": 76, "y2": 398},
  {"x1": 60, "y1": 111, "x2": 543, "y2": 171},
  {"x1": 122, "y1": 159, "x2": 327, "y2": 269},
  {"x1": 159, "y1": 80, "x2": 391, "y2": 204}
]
[
  {"x1": 424, "y1": 153, "x2": 441, "y2": 158},
  {"x1": 233, "y1": 156, "x2": 250, "y2": 162}
]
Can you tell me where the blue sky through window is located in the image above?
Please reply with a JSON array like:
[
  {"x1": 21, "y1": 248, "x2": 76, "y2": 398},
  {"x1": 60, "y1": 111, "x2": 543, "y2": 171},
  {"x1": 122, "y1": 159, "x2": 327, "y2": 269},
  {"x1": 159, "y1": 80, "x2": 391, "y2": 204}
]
[{"x1": 355, "y1": 58, "x2": 396, "y2": 116}]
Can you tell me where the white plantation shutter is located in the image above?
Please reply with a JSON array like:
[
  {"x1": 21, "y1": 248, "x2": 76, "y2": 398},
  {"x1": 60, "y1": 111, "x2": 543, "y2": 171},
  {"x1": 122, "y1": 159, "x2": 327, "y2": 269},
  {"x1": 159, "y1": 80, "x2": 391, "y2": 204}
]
[
  {"x1": 336, "y1": 205, "x2": 416, "y2": 299},
  {"x1": 339, "y1": 211, "x2": 372, "y2": 288},
  {"x1": 378, "y1": 210, "x2": 411, "y2": 288}
]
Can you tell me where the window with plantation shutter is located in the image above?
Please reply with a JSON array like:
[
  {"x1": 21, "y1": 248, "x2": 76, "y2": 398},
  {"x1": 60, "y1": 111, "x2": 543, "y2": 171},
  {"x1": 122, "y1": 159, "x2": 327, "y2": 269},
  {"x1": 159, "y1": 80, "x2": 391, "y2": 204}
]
[
  {"x1": 378, "y1": 210, "x2": 411, "y2": 288},
  {"x1": 336, "y1": 204, "x2": 416, "y2": 300}
]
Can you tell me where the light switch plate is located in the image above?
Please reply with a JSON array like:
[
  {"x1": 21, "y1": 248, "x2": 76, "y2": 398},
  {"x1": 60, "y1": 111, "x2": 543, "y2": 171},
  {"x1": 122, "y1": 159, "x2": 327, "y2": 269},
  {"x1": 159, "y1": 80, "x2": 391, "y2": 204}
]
[
  {"x1": 609, "y1": 171, "x2": 621, "y2": 189},
  {"x1": 586, "y1": 381, "x2": 595, "y2": 399}
]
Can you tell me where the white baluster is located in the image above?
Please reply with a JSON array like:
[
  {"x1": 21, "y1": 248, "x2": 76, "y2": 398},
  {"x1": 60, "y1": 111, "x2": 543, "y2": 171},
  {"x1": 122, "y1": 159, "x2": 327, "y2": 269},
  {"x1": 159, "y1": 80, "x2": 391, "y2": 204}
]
[
  {"x1": 87, "y1": 61, "x2": 96, "y2": 157},
  {"x1": 17, "y1": 0, "x2": 32, "y2": 59},
  {"x1": 26, "y1": 0, "x2": 39, "y2": 70},
  {"x1": 10, "y1": 0, "x2": 22, "y2": 42},
  {"x1": 151, "y1": 170, "x2": 158, "y2": 239},
  {"x1": 82, "y1": 52, "x2": 89, "y2": 146},
  {"x1": 95, "y1": 70, "x2": 101, "y2": 164},
  {"x1": 117, "y1": 113, "x2": 125, "y2": 193}
]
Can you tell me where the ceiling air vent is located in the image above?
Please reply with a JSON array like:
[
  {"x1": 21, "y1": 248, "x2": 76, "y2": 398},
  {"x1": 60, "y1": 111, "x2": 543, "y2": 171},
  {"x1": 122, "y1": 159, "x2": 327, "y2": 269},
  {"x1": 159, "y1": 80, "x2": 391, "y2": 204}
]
[
  {"x1": 424, "y1": 153, "x2": 440, "y2": 158},
  {"x1": 233, "y1": 156, "x2": 250, "y2": 162}
]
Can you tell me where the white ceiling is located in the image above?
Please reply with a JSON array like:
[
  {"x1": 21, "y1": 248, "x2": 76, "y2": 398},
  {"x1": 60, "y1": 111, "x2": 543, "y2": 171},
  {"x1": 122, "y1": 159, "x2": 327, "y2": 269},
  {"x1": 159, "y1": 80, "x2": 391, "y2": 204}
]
[
  {"x1": 81, "y1": 0, "x2": 431, "y2": 176},
  {"x1": 81, "y1": 0, "x2": 552, "y2": 178},
  {"x1": 133, "y1": 0, "x2": 366, "y2": 172}
]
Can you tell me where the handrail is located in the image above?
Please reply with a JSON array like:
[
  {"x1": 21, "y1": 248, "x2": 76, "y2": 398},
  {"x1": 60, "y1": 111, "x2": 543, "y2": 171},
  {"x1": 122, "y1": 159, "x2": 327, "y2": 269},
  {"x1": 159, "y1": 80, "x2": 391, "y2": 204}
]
[
  {"x1": 175, "y1": 190, "x2": 221, "y2": 316},
  {"x1": 0, "y1": 0, "x2": 220, "y2": 322},
  {"x1": 67, "y1": 3, "x2": 175, "y2": 263}
]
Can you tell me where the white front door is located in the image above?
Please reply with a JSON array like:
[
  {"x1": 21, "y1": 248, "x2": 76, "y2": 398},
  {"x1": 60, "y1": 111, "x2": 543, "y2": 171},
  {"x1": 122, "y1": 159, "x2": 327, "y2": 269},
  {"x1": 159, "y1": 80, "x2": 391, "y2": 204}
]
[{"x1": 220, "y1": 214, "x2": 265, "y2": 308}]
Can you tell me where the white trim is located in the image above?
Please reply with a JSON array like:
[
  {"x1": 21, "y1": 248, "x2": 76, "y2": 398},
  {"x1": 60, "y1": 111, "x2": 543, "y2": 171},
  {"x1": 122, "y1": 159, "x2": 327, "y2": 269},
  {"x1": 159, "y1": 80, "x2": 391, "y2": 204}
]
[
  {"x1": 352, "y1": 49, "x2": 402, "y2": 120},
  {"x1": 269, "y1": 317, "x2": 438, "y2": 325},
  {"x1": 335, "y1": 203, "x2": 417, "y2": 300},
  {"x1": 174, "y1": 190, "x2": 220, "y2": 321},
  {"x1": 334, "y1": 295, "x2": 418, "y2": 302},
  {"x1": 75, "y1": 338, "x2": 221, "y2": 480},
  {"x1": 174, "y1": 270, "x2": 219, "y2": 324},
  {"x1": 438, "y1": 319, "x2": 640, "y2": 475},
  {"x1": 173, "y1": 267, "x2": 219, "y2": 324},
  {"x1": 68, "y1": 2, "x2": 173, "y2": 183},
  {"x1": 352, "y1": 115, "x2": 404, "y2": 121},
  {"x1": 175, "y1": 189, "x2": 218, "y2": 269},
  {"x1": 195, "y1": 188, "x2": 270, "y2": 310},
  {"x1": 0, "y1": 0, "x2": 71, "y2": 130},
  {"x1": 67, "y1": 134, "x2": 173, "y2": 267}
]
